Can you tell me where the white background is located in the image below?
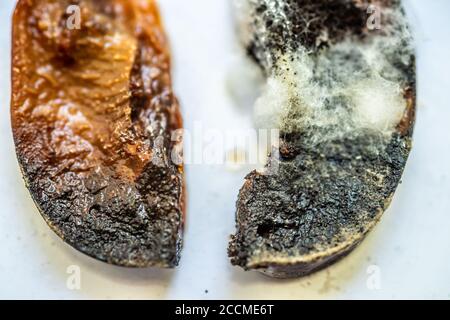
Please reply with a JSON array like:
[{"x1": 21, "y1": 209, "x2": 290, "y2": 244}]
[{"x1": 0, "y1": 0, "x2": 449, "y2": 299}]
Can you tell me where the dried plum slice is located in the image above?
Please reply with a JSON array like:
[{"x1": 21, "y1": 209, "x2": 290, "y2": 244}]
[{"x1": 11, "y1": 0, "x2": 184, "y2": 267}]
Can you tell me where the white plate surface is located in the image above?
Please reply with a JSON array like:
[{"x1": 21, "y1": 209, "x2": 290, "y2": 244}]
[{"x1": 0, "y1": 0, "x2": 449, "y2": 299}]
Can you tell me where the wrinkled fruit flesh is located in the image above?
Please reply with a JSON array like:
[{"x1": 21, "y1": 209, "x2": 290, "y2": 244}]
[
  {"x1": 11, "y1": 0, "x2": 184, "y2": 267},
  {"x1": 228, "y1": 0, "x2": 416, "y2": 278}
]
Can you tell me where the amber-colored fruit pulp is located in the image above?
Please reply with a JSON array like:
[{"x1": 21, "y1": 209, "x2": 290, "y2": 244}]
[{"x1": 12, "y1": 0, "x2": 182, "y2": 182}]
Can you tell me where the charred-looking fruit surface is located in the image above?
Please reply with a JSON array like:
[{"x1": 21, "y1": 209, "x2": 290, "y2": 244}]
[
  {"x1": 11, "y1": 0, "x2": 184, "y2": 267},
  {"x1": 229, "y1": 0, "x2": 415, "y2": 278}
]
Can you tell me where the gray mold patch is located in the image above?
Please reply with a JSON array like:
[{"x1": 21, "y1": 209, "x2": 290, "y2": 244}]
[{"x1": 229, "y1": 0, "x2": 415, "y2": 274}]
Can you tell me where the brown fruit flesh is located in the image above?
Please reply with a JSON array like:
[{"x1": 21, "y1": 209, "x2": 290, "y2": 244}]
[{"x1": 11, "y1": 0, "x2": 184, "y2": 267}]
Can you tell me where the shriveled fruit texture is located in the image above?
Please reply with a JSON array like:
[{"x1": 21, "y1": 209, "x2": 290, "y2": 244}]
[
  {"x1": 228, "y1": 0, "x2": 416, "y2": 278},
  {"x1": 11, "y1": 0, "x2": 184, "y2": 267}
]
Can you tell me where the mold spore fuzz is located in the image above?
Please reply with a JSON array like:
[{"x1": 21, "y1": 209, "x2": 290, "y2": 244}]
[{"x1": 238, "y1": 0, "x2": 413, "y2": 144}]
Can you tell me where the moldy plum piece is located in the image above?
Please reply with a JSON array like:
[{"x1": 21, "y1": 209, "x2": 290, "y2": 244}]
[{"x1": 229, "y1": 0, "x2": 415, "y2": 278}]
